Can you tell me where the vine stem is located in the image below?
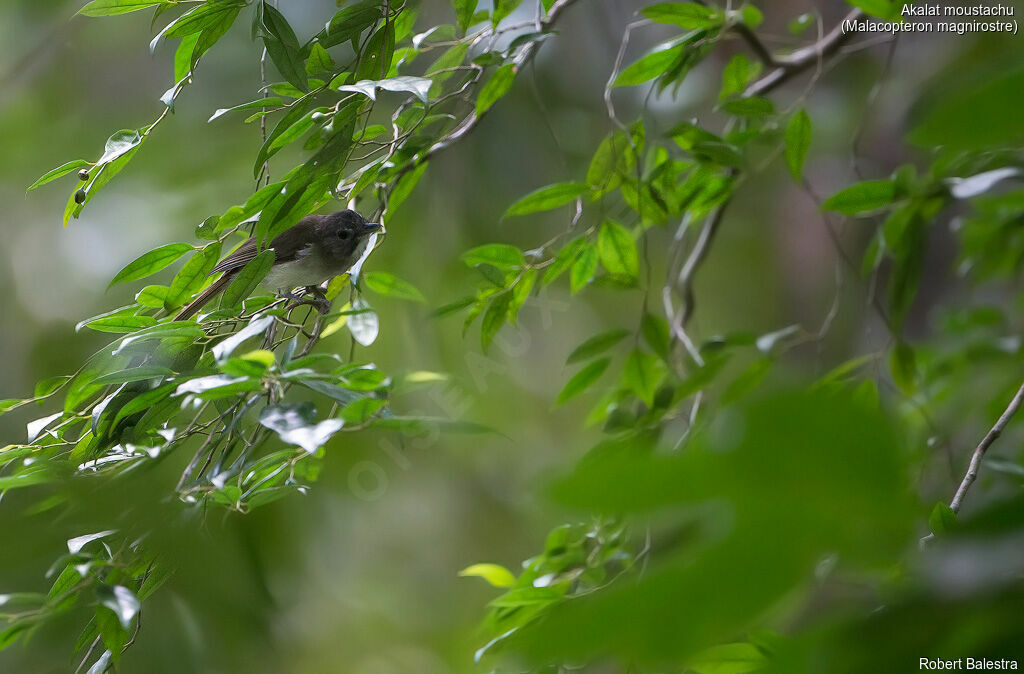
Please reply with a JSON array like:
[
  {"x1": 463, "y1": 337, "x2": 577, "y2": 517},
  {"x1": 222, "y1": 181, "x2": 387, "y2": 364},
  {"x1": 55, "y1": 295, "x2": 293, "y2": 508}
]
[
  {"x1": 405, "y1": 0, "x2": 580, "y2": 171},
  {"x1": 949, "y1": 381, "x2": 1024, "y2": 514},
  {"x1": 665, "y1": 8, "x2": 868, "y2": 355}
]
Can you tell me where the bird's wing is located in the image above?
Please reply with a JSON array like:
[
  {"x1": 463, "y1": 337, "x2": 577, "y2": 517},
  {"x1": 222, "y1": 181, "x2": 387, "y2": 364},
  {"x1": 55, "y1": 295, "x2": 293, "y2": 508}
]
[
  {"x1": 207, "y1": 217, "x2": 321, "y2": 276},
  {"x1": 209, "y1": 237, "x2": 259, "y2": 276}
]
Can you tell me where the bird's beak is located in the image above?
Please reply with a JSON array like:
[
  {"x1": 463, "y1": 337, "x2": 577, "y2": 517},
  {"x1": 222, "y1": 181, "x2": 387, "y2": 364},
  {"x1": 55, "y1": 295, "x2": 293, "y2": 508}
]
[{"x1": 363, "y1": 222, "x2": 382, "y2": 235}]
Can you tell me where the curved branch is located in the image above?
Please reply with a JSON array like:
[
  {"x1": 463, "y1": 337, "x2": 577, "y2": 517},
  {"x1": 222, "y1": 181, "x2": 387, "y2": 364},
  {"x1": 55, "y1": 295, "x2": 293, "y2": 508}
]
[
  {"x1": 746, "y1": 9, "x2": 864, "y2": 97},
  {"x1": 949, "y1": 381, "x2": 1024, "y2": 514},
  {"x1": 412, "y1": 0, "x2": 580, "y2": 167}
]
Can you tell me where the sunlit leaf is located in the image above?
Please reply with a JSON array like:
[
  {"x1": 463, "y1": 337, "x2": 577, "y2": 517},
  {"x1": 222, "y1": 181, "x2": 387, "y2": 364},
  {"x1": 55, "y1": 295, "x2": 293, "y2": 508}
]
[
  {"x1": 108, "y1": 243, "x2": 193, "y2": 288},
  {"x1": 78, "y1": 0, "x2": 163, "y2": 17},
  {"x1": 459, "y1": 563, "x2": 517, "y2": 587},
  {"x1": 505, "y1": 182, "x2": 587, "y2": 217},
  {"x1": 258, "y1": 402, "x2": 344, "y2": 453},
  {"x1": 27, "y1": 160, "x2": 90, "y2": 191}
]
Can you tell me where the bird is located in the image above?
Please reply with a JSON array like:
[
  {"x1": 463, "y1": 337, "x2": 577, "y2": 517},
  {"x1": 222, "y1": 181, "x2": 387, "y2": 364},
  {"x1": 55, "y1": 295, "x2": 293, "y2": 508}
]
[{"x1": 175, "y1": 209, "x2": 380, "y2": 320}]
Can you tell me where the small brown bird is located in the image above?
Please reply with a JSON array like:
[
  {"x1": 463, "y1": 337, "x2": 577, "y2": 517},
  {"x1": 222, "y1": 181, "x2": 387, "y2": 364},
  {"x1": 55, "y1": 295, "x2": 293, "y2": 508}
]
[{"x1": 175, "y1": 210, "x2": 380, "y2": 320}]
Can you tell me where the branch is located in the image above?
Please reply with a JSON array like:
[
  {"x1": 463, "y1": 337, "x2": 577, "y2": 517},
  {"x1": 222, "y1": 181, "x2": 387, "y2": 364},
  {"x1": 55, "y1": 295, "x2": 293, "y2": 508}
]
[
  {"x1": 667, "y1": 10, "x2": 868, "y2": 343},
  {"x1": 949, "y1": 381, "x2": 1024, "y2": 514},
  {"x1": 746, "y1": 9, "x2": 864, "y2": 97},
  {"x1": 413, "y1": 0, "x2": 580, "y2": 167}
]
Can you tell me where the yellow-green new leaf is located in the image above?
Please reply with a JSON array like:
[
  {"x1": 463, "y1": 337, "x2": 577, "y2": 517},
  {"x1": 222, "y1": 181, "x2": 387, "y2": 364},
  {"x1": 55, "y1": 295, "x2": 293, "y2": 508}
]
[{"x1": 458, "y1": 563, "x2": 516, "y2": 587}]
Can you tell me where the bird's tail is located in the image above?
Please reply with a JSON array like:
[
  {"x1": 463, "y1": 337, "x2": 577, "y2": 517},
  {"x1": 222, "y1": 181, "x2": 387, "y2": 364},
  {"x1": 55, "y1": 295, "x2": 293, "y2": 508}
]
[{"x1": 174, "y1": 274, "x2": 233, "y2": 321}]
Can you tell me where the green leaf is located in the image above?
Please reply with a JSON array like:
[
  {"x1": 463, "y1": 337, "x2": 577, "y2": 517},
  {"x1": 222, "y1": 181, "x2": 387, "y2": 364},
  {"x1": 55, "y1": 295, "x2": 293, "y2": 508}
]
[
  {"x1": 363, "y1": 271, "x2": 426, "y2": 302},
  {"x1": 426, "y1": 42, "x2": 469, "y2": 91},
  {"x1": 642, "y1": 2, "x2": 723, "y2": 29},
  {"x1": 305, "y1": 42, "x2": 336, "y2": 78},
  {"x1": 719, "y1": 53, "x2": 760, "y2": 100},
  {"x1": 492, "y1": 0, "x2": 523, "y2": 26},
  {"x1": 355, "y1": 22, "x2": 395, "y2": 81},
  {"x1": 481, "y1": 293, "x2": 512, "y2": 352},
  {"x1": 476, "y1": 64, "x2": 515, "y2": 116},
  {"x1": 623, "y1": 348, "x2": 664, "y2": 406},
  {"x1": 556, "y1": 358, "x2": 610, "y2": 405},
  {"x1": 785, "y1": 109, "x2": 812, "y2": 182},
  {"x1": 789, "y1": 12, "x2": 815, "y2": 34},
  {"x1": 164, "y1": 243, "x2": 222, "y2": 310},
  {"x1": 929, "y1": 501, "x2": 957, "y2": 536},
  {"x1": 641, "y1": 313, "x2": 671, "y2": 360},
  {"x1": 462, "y1": 244, "x2": 524, "y2": 270},
  {"x1": 388, "y1": 162, "x2": 428, "y2": 214},
  {"x1": 845, "y1": 0, "x2": 902, "y2": 21},
  {"x1": 78, "y1": 0, "x2": 163, "y2": 16},
  {"x1": 567, "y1": 329, "x2": 630, "y2": 364},
  {"x1": 596, "y1": 221, "x2": 639, "y2": 279},
  {"x1": 587, "y1": 124, "x2": 642, "y2": 195},
  {"x1": 108, "y1": 243, "x2": 193, "y2": 288},
  {"x1": 164, "y1": 1, "x2": 241, "y2": 38},
  {"x1": 34, "y1": 375, "x2": 70, "y2": 399},
  {"x1": 721, "y1": 96, "x2": 774, "y2": 117},
  {"x1": 458, "y1": 563, "x2": 516, "y2": 587},
  {"x1": 569, "y1": 244, "x2": 597, "y2": 294},
  {"x1": 615, "y1": 47, "x2": 681, "y2": 87},
  {"x1": 174, "y1": 32, "x2": 200, "y2": 82},
  {"x1": 542, "y1": 237, "x2": 585, "y2": 286},
  {"x1": 190, "y1": 8, "x2": 241, "y2": 69},
  {"x1": 28, "y1": 160, "x2": 90, "y2": 191},
  {"x1": 889, "y1": 342, "x2": 916, "y2": 394},
  {"x1": 253, "y1": 105, "x2": 309, "y2": 177},
  {"x1": 220, "y1": 249, "x2": 275, "y2": 309},
  {"x1": 96, "y1": 585, "x2": 139, "y2": 630},
  {"x1": 83, "y1": 315, "x2": 157, "y2": 333},
  {"x1": 687, "y1": 642, "x2": 767, "y2": 674},
  {"x1": 504, "y1": 182, "x2": 587, "y2": 217},
  {"x1": 319, "y1": 0, "x2": 382, "y2": 49},
  {"x1": 111, "y1": 383, "x2": 175, "y2": 427},
  {"x1": 259, "y1": 4, "x2": 307, "y2": 91},
  {"x1": 822, "y1": 180, "x2": 896, "y2": 215},
  {"x1": 453, "y1": 0, "x2": 479, "y2": 31},
  {"x1": 909, "y1": 68, "x2": 1024, "y2": 150},
  {"x1": 91, "y1": 366, "x2": 174, "y2": 387}
]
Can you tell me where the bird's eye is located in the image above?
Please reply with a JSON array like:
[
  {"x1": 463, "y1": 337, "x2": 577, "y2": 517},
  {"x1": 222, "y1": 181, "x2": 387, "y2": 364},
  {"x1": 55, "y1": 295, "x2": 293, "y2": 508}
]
[{"x1": 338, "y1": 229, "x2": 351, "y2": 240}]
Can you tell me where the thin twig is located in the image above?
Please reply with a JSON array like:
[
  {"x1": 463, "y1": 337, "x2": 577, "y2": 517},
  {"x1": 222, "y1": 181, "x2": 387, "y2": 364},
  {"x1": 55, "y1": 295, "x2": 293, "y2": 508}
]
[{"x1": 949, "y1": 382, "x2": 1024, "y2": 514}]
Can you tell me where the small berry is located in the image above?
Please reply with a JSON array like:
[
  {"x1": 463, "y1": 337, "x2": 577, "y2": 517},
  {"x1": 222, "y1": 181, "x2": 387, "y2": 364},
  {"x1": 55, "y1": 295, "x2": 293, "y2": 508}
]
[
  {"x1": 74, "y1": 189, "x2": 86, "y2": 204},
  {"x1": 78, "y1": 168, "x2": 90, "y2": 181}
]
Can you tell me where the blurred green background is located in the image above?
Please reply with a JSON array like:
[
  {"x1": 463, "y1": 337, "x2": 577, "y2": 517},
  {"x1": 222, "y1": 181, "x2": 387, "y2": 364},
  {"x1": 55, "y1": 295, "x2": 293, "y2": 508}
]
[{"x1": 1, "y1": 0, "x2": 1022, "y2": 671}]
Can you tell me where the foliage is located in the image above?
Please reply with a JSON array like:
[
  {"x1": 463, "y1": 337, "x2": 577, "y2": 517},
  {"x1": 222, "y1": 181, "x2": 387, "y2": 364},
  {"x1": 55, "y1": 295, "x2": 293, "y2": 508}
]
[{"x1": 3, "y1": 0, "x2": 1024, "y2": 672}]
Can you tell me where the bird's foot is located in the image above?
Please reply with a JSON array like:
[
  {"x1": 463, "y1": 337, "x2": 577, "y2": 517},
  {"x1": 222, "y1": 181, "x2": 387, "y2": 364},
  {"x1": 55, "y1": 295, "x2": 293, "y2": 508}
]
[{"x1": 283, "y1": 287, "x2": 331, "y2": 314}]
